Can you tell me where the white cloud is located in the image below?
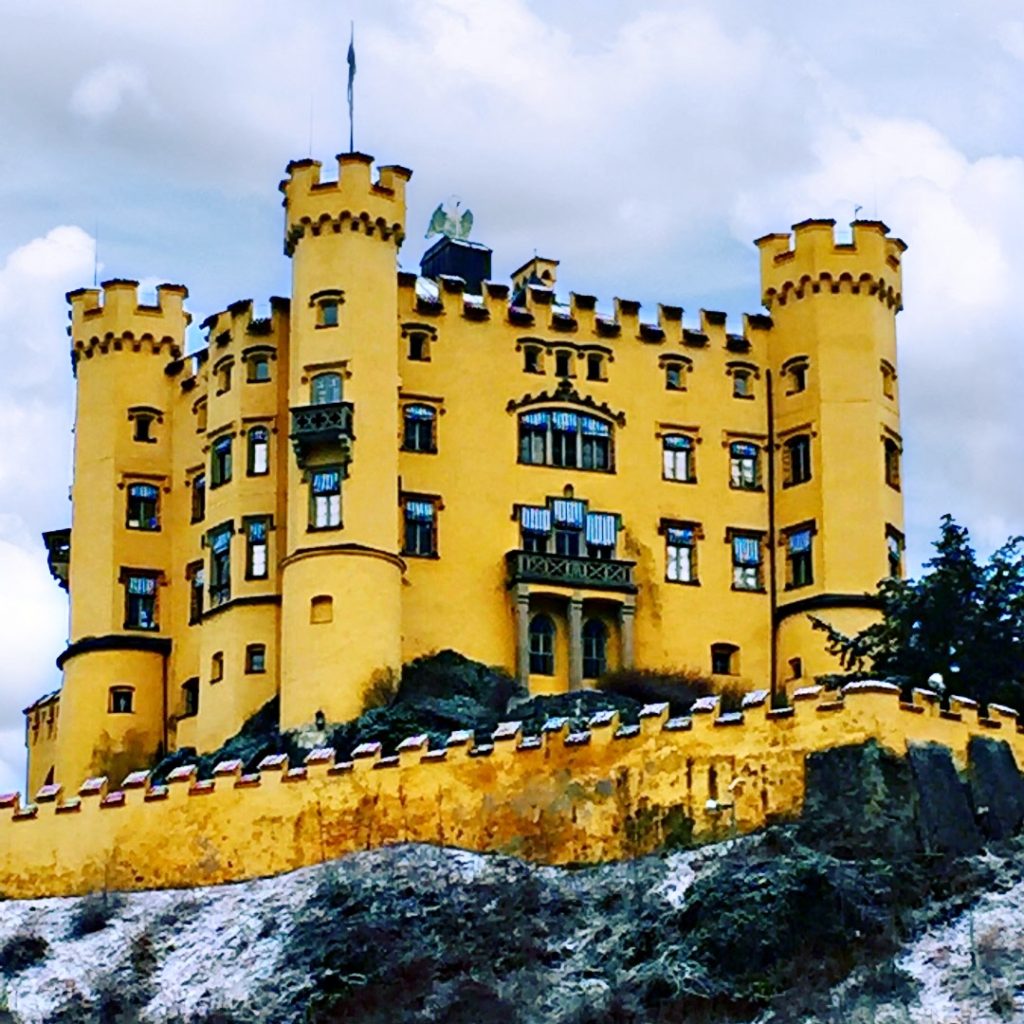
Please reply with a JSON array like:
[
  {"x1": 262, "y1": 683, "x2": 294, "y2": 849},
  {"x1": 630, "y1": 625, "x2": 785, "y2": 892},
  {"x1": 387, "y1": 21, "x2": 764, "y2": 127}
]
[{"x1": 69, "y1": 62, "x2": 156, "y2": 122}]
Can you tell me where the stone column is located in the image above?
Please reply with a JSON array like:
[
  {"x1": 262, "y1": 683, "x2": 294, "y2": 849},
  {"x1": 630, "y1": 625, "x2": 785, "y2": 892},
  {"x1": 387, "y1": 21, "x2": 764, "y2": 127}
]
[
  {"x1": 568, "y1": 593, "x2": 584, "y2": 691},
  {"x1": 515, "y1": 584, "x2": 531, "y2": 689},
  {"x1": 619, "y1": 597, "x2": 636, "y2": 670}
]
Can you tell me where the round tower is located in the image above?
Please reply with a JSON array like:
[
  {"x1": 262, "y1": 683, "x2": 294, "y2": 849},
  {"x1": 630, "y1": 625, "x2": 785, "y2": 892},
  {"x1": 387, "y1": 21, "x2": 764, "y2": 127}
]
[
  {"x1": 56, "y1": 280, "x2": 189, "y2": 789},
  {"x1": 757, "y1": 220, "x2": 907, "y2": 686},
  {"x1": 278, "y1": 154, "x2": 412, "y2": 730}
]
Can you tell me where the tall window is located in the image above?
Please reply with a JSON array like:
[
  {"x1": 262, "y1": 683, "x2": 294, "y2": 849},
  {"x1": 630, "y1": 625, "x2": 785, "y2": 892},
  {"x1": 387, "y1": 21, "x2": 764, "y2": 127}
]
[
  {"x1": 523, "y1": 346, "x2": 543, "y2": 374},
  {"x1": 555, "y1": 350, "x2": 573, "y2": 377},
  {"x1": 181, "y1": 678, "x2": 199, "y2": 718},
  {"x1": 518, "y1": 411, "x2": 613, "y2": 472},
  {"x1": 311, "y1": 372, "x2": 342, "y2": 405},
  {"x1": 665, "y1": 361, "x2": 686, "y2": 391},
  {"x1": 786, "y1": 360, "x2": 808, "y2": 394},
  {"x1": 211, "y1": 651, "x2": 224, "y2": 683},
  {"x1": 731, "y1": 533, "x2": 763, "y2": 591},
  {"x1": 247, "y1": 354, "x2": 271, "y2": 382},
  {"x1": 124, "y1": 572, "x2": 158, "y2": 630},
  {"x1": 309, "y1": 469, "x2": 342, "y2": 529},
  {"x1": 786, "y1": 526, "x2": 814, "y2": 588},
  {"x1": 887, "y1": 527, "x2": 904, "y2": 578},
  {"x1": 246, "y1": 518, "x2": 269, "y2": 579},
  {"x1": 216, "y1": 360, "x2": 233, "y2": 394},
  {"x1": 529, "y1": 615, "x2": 555, "y2": 675},
  {"x1": 884, "y1": 438, "x2": 901, "y2": 489},
  {"x1": 881, "y1": 361, "x2": 897, "y2": 399},
  {"x1": 133, "y1": 414, "x2": 155, "y2": 443},
  {"x1": 211, "y1": 436, "x2": 232, "y2": 487},
  {"x1": 187, "y1": 562, "x2": 204, "y2": 625},
  {"x1": 403, "y1": 499, "x2": 437, "y2": 557},
  {"x1": 403, "y1": 405, "x2": 436, "y2": 453},
  {"x1": 662, "y1": 435, "x2": 694, "y2": 482},
  {"x1": 582, "y1": 619, "x2": 608, "y2": 679},
  {"x1": 317, "y1": 298, "x2": 339, "y2": 327},
  {"x1": 730, "y1": 442, "x2": 760, "y2": 490},
  {"x1": 784, "y1": 435, "x2": 812, "y2": 486},
  {"x1": 586, "y1": 353, "x2": 604, "y2": 381},
  {"x1": 126, "y1": 483, "x2": 160, "y2": 531},
  {"x1": 109, "y1": 687, "x2": 134, "y2": 714},
  {"x1": 665, "y1": 526, "x2": 697, "y2": 584},
  {"x1": 209, "y1": 525, "x2": 232, "y2": 607},
  {"x1": 191, "y1": 473, "x2": 206, "y2": 523},
  {"x1": 247, "y1": 427, "x2": 269, "y2": 476}
]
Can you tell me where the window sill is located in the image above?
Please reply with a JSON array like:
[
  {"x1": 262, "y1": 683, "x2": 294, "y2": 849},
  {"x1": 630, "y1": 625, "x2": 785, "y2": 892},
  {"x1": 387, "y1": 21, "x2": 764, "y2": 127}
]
[
  {"x1": 314, "y1": 323, "x2": 339, "y2": 330},
  {"x1": 108, "y1": 710, "x2": 135, "y2": 715},
  {"x1": 401, "y1": 447, "x2": 438, "y2": 455},
  {"x1": 132, "y1": 438, "x2": 158, "y2": 445},
  {"x1": 733, "y1": 393, "x2": 756, "y2": 401},
  {"x1": 402, "y1": 551, "x2": 440, "y2": 560},
  {"x1": 782, "y1": 479, "x2": 811, "y2": 489},
  {"x1": 209, "y1": 481, "x2": 231, "y2": 490},
  {"x1": 517, "y1": 460, "x2": 616, "y2": 474},
  {"x1": 246, "y1": 378, "x2": 273, "y2": 385},
  {"x1": 126, "y1": 525, "x2": 161, "y2": 532},
  {"x1": 731, "y1": 585, "x2": 766, "y2": 594},
  {"x1": 730, "y1": 485, "x2": 764, "y2": 493},
  {"x1": 783, "y1": 582, "x2": 814, "y2": 591},
  {"x1": 123, "y1": 623, "x2": 159, "y2": 632},
  {"x1": 665, "y1": 578, "x2": 700, "y2": 586},
  {"x1": 663, "y1": 477, "x2": 698, "y2": 484},
  {"x1": 307, "y1": 523, "x2": 344, "y2": 532},
  {"x1": 245, "y1": 669, "x2": 266, "y2": 675},
  {"x1": 246, "y1": 470, "x2": 270, "y2": 478}
]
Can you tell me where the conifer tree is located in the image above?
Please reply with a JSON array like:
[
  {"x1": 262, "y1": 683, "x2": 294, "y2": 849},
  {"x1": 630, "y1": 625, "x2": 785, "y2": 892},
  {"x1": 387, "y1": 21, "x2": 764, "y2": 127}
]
[{"x1": 812, "y1": 515, "x2": 1024, "y2": 710}]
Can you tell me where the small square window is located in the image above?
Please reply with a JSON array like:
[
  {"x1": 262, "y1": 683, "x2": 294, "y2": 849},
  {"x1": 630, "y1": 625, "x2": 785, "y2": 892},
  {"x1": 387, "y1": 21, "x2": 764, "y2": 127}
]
[
  {"x1": 319, "y1": 299, "x2": 339, "y2": 328},
  {"x1": 109, "y1": 687, "x2": 134, "y2": 714},
  {"x1": 711, "y1": 644, "x2": 738, "y2": 675},
  {"x1": 245, "y1": 643, "x2": 266, "y2": 674},
  {"x1": 665, "y1": 363, "x2": 685, "y2": 390},
  {"x1": 133, "y1": 415, "x2": 155, "y2": 443},
  {"x1": 248, "y1": 355, "x2": 271, "y2": 382},
  {"x1": 733, "y1": 371, "x2": 752, "y2": 398},
  {"x1": 523, "y1": 347, "x2": 543, "y2": 374},
  {"x1": 408, "y1": 332, "x2": 429, "y2": 361}
]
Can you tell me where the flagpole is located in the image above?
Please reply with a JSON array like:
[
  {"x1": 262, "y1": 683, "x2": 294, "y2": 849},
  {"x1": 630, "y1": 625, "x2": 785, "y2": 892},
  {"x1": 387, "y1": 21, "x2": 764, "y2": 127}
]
[{"x1": 347, "y1": 22, "x2": 356, "y2": 153}]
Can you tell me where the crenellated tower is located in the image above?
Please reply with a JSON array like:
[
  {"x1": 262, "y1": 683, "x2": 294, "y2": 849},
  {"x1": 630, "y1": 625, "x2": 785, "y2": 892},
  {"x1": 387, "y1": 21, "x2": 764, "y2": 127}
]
[
  {"x1": 56, "y1": 280, "x2": 190, "y2": 790},
  {"x1": 757, "y1": 220, "x2": 907, "y2": 683},
  {"x1": 277, "y1": 153, "x2": 413, "y2": 729}
]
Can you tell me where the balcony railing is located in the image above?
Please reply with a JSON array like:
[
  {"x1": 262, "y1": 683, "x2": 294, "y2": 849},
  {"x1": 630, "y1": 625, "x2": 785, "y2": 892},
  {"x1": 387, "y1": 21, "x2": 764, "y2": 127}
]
[
  {"x1": 506, "y1": 549, "x2": 637, "y2": 593},
  {"x1": 290, "y1": 401, "x2": 355, "y2": 467}
]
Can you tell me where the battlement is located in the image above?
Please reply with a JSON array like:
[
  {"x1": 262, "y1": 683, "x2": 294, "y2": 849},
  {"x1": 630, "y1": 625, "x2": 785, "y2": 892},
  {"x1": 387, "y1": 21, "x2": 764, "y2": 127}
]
[
  {"x1": 756, "y1": 219, "x2": 907, "y2": 311},
  {"x1": 67, "y1": 279, "x2": 190, "y2": 366},
  {"x1": 280, "y1": 153, "x2": 412, "y2": 255},
  {"x1": 0, "y1": 682, "x2": 1019, "y2": 899},
  {"x1": 398, "y1": 271, "x2": 772, "y2": 351},
  {"x1": 199, "y1": 296, "x2": 290, "y2": 348}
]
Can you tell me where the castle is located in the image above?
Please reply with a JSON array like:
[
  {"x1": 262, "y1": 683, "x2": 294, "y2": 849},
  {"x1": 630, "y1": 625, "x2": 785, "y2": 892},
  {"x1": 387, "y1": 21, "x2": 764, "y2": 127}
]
[{"x1": 26, "y1": 149, "x2": 906, "y2": 799}]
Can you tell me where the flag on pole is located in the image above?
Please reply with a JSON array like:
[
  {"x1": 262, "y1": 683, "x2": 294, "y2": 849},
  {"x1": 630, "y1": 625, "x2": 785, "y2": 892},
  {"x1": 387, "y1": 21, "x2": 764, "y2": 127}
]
[{"x1": 347, "y1": 23, "x2": 356, "y2": 153}]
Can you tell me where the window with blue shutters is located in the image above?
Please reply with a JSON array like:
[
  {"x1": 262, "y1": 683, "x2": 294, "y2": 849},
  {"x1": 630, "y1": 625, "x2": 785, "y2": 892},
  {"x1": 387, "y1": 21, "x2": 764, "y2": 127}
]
[
  {"x1": 519, "y1": 505, "x2": 552, "y2": 553},
  {"x1": 662, "y1": 435, "x2": 695, "y2": 482},
  {"x1": 247, "y1": 427, "x2": 270, "y2": 476},
  {"x1": 122, "y1": 570, "x2": 159, "y2": 630},
  {"x1": 663, "y1": 522, "x2": 699, "y2": 584},
  {"x1": 729, "y1": 441, "x2": 760, "y2": 490},
  {"x1": 517, "y1": 410, "x2": 614, "y2": 472},
  {"x1": 403, "y1": 497, "x2": 438, "y2": 557},
  {"x1": 208, "y1": 524, "x2": 232, "y2": 607},
  {"x1": 309, "y1": 468, "x2": 342, "y2": 529},
  {"x1": 126, "y1": 483, "x2": 160, "y2": 531},
  {"x1": 785, "y1": 524, "x2": 815, "y2": 588},
  {"x1": 211, "y1": 436, "x2": 232, "y2": 487},
  {"x1": 403, "y1": 404, "x2": 437, "y2": 453},
  {"x1": 246, "y1": 518, "x2": 270, "y2": 579},
  {"x1": 730, "y1": 532, "x2": 763, "y2": 591}
]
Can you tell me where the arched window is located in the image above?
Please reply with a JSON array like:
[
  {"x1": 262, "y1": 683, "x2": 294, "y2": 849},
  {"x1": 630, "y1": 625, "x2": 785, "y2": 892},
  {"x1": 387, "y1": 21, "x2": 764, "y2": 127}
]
[
  {"x1": 247, "y1": 427, "x2": 270, "y2": 475},
  {"x1": 310, "y1": 594, "x2": 333, "y2": 624},
  {"x1": 181, "y1": 678, "x2": 199, "y2": 718},
  {"x1": 311, "y1": 372, "x2": 342, "y2": 405},
  {"x1": 403, "y1": 405, "x2": 436, "y2": 453},
  {"x1": 582, "y1": 618, "x2": 607, "y2": 679},
  {"x1": 711, "y1": 643, "x2": 739, "y2": 676},
  {"x1": 517, "y1": 410, "x2": 613, "y2": 472},
  {"x1": 528, "y1": 615, "x2": 555, "y2": 676}
]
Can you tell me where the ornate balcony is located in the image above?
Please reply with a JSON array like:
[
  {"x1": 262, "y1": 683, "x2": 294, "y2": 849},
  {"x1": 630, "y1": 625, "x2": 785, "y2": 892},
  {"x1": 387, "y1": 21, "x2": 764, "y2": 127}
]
[
  {"x1": 290, "y1": 402, "x2": 355, "y2": 467},
  {"x1": 506, "y1": 549, "x2": 637, "y2": 593}
]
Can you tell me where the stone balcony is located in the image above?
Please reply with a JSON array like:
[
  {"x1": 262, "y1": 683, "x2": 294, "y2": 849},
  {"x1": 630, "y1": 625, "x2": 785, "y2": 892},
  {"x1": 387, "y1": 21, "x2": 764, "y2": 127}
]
[
  {"x1": 506, "y1": 549, "x2": 637, "y2": 594},
  {"x1": 289, "y1": 402, "x2": 355, "y2": 467}
]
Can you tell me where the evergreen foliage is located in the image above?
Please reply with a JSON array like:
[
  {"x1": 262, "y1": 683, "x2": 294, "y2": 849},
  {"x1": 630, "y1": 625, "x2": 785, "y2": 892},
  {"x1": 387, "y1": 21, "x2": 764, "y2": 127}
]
[{"x1": 812, "y1": 515, "x2": 1024, "y2": 710}]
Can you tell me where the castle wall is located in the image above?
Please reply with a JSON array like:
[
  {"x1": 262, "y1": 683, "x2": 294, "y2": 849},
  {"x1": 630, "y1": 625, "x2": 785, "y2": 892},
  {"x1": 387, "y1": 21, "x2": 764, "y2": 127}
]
[{"x1": 2, "y1": 685, "x2": 1017, "y2": 900}]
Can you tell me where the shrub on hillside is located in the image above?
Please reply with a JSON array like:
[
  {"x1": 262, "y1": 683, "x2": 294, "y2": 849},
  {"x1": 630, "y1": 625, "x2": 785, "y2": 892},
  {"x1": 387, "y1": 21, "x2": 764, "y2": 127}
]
[
  {"x1": 598, "y1": 667, "x2": 715, "y2": 715},
  {"x1": 0, "y1": 930, "x2": 48, "y2": 974},
  {"x1": 67, "y1": 890, "x2": 124, "y2": 939}
]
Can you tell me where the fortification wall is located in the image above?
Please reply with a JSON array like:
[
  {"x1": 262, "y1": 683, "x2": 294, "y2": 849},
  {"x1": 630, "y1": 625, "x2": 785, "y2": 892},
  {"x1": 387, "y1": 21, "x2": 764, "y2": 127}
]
[{"x1": 2, "y1": 683, "x2": 1016, "y2": 900}]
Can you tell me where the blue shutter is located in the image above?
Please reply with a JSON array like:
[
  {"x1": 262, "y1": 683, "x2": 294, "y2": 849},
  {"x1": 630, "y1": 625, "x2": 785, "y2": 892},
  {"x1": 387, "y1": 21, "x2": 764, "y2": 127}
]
[
  {"x1": 664, "y1": 435, "x2": 691, "y2": 450},
  {"x1": 312, "y1": 470, "x2": 340, "y2": 494},
  {"x1": 789, "y1": 529, "x2": 812, "y2": 553},
  {"x1": 405, "y1": 404, "x2": 435, "y2": 421},
  {"x1": 520, "y1": 506, "x2": 552, "y2": 534},
  {"x1": 581, "y1": 417, "x2": 610, "y2": 437},
  {"x1": 405, "y1": 501, "x2": 434, "y2": 522},
  {"x1": 521, "y1": 411, "x2": 550, "y2": 428},
  {"x1": 585, "y1": 512, "x2": 617, "y2": 546},
  {"x1": 127, "y1": 575, "x2": 156, "y2": 595},
  {"x1": 551, "y1": 411, "x2": 579, "y2": 432},
  {"x1": 210, "y1": 528, "x2": 231, "y2": 553},
  {"x1": 552, "y1": 499, "x2": 586, "y2": 527},
  {"x1": 666, "y1": 527, "x2": 693, "y2": 546},
  {"x1": 731, "y1": 442, "x2": 759, "y2": 457},
  {"x1": 733, "y1": 536, "x2": 761, "y2": 565},
  {"x1": 248, "y1": 520, "x2": 267, "y2": 541}
]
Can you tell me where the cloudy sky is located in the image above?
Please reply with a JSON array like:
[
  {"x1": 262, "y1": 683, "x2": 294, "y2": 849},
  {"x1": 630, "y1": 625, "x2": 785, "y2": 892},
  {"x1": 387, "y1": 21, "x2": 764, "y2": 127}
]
[{"x1": 1, "y1": 0, "x2": 1022, "y2": 795}]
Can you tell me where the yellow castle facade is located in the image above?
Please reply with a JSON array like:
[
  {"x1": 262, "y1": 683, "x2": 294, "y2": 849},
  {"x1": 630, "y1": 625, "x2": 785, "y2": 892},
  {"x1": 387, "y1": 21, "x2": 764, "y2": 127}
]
[{"x1": 27, "y1": 150, "x2": 906, "y2": 797}]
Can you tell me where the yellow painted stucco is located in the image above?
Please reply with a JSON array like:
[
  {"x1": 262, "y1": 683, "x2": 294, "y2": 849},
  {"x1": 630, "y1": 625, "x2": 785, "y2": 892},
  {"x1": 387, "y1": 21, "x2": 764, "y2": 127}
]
[
  {"x1": 28, "y1": 150, "x2": 906, "y2": 804},
  {"x1": 2, "y1": 686, "x2": 1019, "y2": 900}
]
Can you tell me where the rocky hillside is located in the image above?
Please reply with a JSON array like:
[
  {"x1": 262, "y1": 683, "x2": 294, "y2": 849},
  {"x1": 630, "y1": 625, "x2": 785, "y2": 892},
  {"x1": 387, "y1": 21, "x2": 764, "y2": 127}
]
[{"x1": 0, "y1": 737, "x2": 1022, "y2": 1023}]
